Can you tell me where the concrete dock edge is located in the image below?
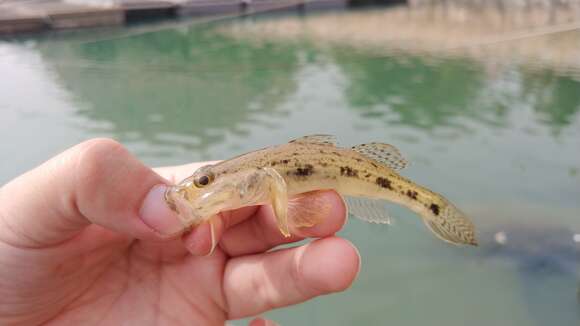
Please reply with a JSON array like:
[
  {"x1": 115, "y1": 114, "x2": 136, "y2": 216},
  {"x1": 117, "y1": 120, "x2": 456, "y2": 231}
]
[{"x1": 0, "y1": 0, "x2": 352, "y2": 36}]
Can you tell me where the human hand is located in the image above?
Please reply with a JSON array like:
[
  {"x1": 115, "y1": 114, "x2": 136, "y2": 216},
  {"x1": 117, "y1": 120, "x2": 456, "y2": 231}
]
[{"x1": 0, "y1": 139, "x2": 360, "y2": 325}]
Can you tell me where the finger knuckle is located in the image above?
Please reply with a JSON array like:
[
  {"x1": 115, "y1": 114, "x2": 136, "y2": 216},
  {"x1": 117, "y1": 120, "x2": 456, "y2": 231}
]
[
  {"x1": 252, "y1": 260, "x2": 278, "y2": 311},
  {"x1": 74, "y1": 138, "x2": 127, "y2": 178},
  {"x1": 76, "y1": 138, "x2": 126, "y2": 159},
  {"x1": 72, "y1": 138, "x2": 131, "y2": 209},
  {"x1": 290, "y1": 251, "x2": 312, "y2": 297}
]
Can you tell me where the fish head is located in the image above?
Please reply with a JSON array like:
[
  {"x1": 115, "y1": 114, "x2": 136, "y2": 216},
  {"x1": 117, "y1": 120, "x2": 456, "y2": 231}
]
[{"x1": 164, "y1": 165, "x2": 269, "y2": 226}]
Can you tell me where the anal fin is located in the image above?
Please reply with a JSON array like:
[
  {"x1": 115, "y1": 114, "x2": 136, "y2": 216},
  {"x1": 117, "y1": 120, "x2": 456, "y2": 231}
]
[{"x1": 345, "y1": 196, "x2": 392, "y2": 225}]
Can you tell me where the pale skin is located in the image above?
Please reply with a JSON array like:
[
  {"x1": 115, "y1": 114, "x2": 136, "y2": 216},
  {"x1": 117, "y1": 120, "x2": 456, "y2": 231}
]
[{"x1": 0, "y1": 138, "x2": 360, "y2": 326}]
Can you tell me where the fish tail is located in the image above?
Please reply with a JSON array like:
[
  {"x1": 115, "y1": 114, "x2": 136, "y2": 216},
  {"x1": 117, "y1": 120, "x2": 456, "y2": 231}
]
[{"x1": 422, "y1": 200, "x2": 478, "y2": 246}]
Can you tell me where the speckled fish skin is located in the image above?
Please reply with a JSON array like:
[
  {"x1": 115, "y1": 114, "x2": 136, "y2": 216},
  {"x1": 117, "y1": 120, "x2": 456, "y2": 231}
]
[{"x1": 165, "y1": 136, "x2": 477, "y2": 246}]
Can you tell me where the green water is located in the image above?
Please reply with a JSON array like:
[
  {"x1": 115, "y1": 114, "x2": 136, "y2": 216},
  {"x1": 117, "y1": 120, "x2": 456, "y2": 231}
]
[{"x1": 1, "y1": 9, "x2": 580, "y2": 326}]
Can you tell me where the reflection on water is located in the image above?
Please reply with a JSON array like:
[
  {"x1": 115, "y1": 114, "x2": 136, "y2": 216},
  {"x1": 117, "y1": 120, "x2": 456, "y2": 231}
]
[
  {"x1": 335, "y1": 54, "x2": 487, "y2": 130},
  {"x1": 38, "y1": 27, "x2": 302, "y2": 160},
  {"x1": 222, "y1": 1, "x2": 580, "y2": 76},
  {"x1": 335, "y1": 53, "x2": 580, "y2": 134},
  {"x1": 1, "y1": 4, "x2": 580, "y2": 326}
]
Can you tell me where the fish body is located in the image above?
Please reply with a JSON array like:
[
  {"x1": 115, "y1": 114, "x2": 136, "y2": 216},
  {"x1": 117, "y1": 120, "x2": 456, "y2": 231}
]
[{"x1": 165, "y1": 135, "x2": 477, "y2": 246}]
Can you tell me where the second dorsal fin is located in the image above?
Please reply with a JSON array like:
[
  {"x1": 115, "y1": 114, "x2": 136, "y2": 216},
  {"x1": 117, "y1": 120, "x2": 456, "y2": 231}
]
[
  {"x1": 289, "y1": 134, "x2": 337, "y2": 147},
  {"x1": 351, "y1": 143, "x2": 408, "y2": 171}
]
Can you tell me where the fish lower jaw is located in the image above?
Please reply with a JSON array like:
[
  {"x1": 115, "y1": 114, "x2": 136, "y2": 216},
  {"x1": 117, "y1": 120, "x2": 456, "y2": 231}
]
[{"x1": 172, "y1": 198, "x2": 206, "y2": 227}]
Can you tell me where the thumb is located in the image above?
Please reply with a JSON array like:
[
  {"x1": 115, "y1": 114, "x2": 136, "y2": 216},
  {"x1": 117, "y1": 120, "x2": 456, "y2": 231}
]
[{"x1": 0, "y1": 138, "x2": 184, "y2": 247}]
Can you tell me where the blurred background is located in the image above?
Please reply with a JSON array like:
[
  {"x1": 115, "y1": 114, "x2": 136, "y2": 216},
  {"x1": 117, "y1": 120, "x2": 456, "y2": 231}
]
[{"x1": 1, "y1": 0, "x2": 579, "y2": 325}]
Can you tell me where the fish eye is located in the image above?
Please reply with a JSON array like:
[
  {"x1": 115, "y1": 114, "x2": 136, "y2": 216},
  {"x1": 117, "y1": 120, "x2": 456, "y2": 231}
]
[{"x1": 193, "y1": 173, "x2": 214, "y2": 188}]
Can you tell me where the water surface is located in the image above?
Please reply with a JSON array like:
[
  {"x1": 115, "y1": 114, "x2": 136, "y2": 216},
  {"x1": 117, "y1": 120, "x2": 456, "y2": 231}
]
[{"x1": 1, "y1": 6, "x2": 579, "y2": 326}]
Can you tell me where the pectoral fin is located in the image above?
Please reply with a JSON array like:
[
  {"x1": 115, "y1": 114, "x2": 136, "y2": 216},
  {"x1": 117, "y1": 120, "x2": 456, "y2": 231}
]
[
  {"x1": 287, "y1": 191, "x2": 333, "y2": 228},
  {"x1": 262, "y1": 167, "x2": 291, "y2": 237}
]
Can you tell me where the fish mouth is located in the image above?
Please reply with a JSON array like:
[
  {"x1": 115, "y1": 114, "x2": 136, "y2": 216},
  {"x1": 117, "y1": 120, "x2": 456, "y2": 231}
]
[
  {"x1": 165, "y1": 185, "x2": 189, "y2": 213},
  {"x1": 164, "y1": 185, "x2": 202, "y2": 225},
  {"x1": 164, "y1": 186, "x2": 179, "y2": 212}
]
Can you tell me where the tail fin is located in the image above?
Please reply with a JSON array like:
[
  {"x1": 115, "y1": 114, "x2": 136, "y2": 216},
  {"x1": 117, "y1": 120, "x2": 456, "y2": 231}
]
[{"x1": 423, "y1": 202, "x2": 478, "y2": 246}]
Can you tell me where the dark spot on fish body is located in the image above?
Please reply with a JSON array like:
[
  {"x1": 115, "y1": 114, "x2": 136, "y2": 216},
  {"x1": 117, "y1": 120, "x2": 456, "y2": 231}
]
[
  {"x1": 406, "y1": 190, "x2": 418, "y2": 200},
  {"x1": 340, "y1": 166, "x2": 358, "y2": 177},
  {"x1": 294, "y1": 164, "x2": 314, "y2": 177},
  {"x1": 364, "y1": 173, "x2": 372, "y2": 178},
  {"x1": 376, "y1": 177, "x2": 392, "y2": 189},
  {"x1": 281, "y1": 159, "x2": 290, "y2": 164},
  {"x1": 320, "y1": 162, "x2": 329, "y2": 167},
  {"x1": 430, "y1": 203, "x2": 440, "y2": 216}
]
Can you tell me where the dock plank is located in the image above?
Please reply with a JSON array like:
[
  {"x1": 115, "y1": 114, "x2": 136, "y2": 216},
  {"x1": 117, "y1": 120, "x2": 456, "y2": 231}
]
[
  {"x1": 121, "y1": 0, "x2": 178, "y2": 21},
  {"x1": 0, "y1": 3, "x2": 48, "y2": 34},
  {"x1": 0, "y1": 1, "x2": 124, "y2": 34},
  {"x1": 0, "y1": 14, "x2": 47, "y2": 35},
  {"x1": 0, "y1": 0, "x2": 350, "y2": 35}
]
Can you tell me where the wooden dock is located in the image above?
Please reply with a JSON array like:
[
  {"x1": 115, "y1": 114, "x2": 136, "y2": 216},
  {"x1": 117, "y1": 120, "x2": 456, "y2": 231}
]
[{"x1": 0, "y1": 0, "x2": 350, "y2": 35}]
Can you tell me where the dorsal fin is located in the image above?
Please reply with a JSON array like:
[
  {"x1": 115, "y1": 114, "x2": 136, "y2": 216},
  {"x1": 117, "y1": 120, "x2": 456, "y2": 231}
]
[
  {"x1": 351, "y1": 143, "x2": 408, "y2": 171},
  {"x1": 289, "y1": 134, "x2": 337, "y2": 147}
]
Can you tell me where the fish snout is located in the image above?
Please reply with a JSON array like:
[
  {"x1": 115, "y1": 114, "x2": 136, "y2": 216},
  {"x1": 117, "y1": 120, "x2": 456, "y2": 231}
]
[
  {"x1": 164, "y1": 184, "x2": 205, "y2": 225},
  {"x1": 164, "y1": 185, "x2": 187, "y2": 212}
]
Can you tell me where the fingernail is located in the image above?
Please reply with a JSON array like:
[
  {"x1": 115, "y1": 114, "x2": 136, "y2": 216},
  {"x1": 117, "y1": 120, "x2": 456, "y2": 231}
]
[
  {"x1": 184, "y1": 222, "x2": 214, "y2": 256},
  {"x1": 251, "y1": 318, "x2": 279, "y2": 326},
  {"x1": 337, "y1": 192, "x2": 349, "y2": 228},
  {"x1": 140, "y1": 184, "x2": 184, "y2": 236}
]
